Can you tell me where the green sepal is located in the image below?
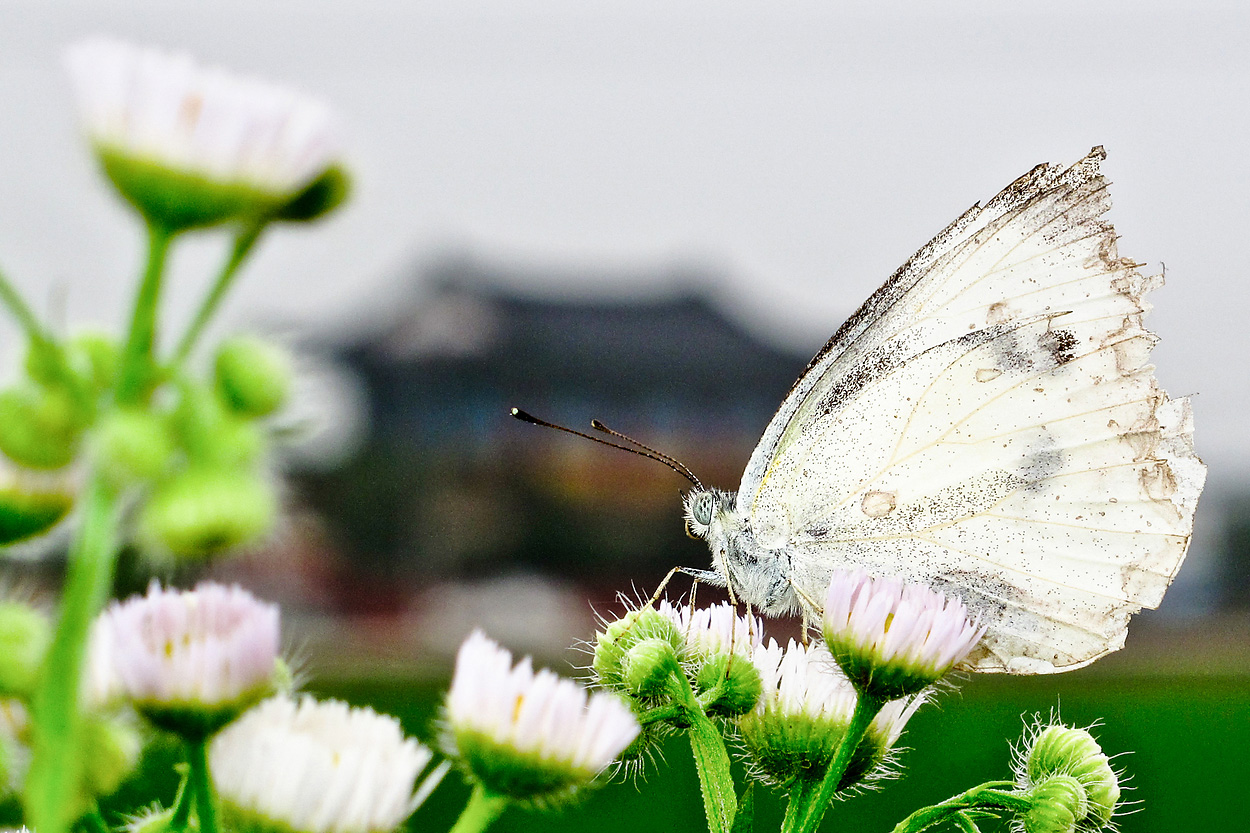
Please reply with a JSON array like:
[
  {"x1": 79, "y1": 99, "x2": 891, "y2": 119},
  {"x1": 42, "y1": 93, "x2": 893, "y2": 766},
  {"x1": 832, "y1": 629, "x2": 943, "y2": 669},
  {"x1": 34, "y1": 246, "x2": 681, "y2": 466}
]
[
  {"x1": 453, "y1": 727, "x2": 596, "y2": 806},
  {"x1": 273, "y1": 165, "x2": 350, "y2": 223},
  {"x1": 138, "y1": 681, "x2": 271, "y2": 741},
  {"x1": 97, "y1": 147, "x2": 288, "y2": 233}
]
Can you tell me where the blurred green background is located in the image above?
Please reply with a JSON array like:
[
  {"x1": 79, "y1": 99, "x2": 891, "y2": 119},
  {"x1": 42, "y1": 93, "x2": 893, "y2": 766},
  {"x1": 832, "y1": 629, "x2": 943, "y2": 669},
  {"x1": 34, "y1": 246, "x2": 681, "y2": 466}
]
[{"x1": 93, "y1": 668, "x2": 1244, "y2": 833}]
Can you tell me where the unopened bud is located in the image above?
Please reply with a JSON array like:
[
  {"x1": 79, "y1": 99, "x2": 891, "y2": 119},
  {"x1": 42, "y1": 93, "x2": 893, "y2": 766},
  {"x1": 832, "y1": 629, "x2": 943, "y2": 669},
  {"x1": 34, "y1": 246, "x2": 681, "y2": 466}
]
[
  {"x1": 0, "y1": 602, "x2": 50, "y2": 698},
  {"x1": 138, "y1": 468, "x2": 276, "y2": 560},
  {"x1": 97, "y1": 408, "x2": 174, "y2": 485},
  {"x1": 621, "y1": 638, "x2": 681, "y2": 698},
  {"x1": 695, "y1": 653, "x2": 762, "y2": 718},
  {"x1": 593, "y1": 607, "x2": 683, "y2": 692},
  {"x1": 0, "y1": 386, "x2": 87, "y2": 469},
  {"x1": 1024, "y1": 725, "x2": 1120, "y2": 827},
  {"x1": 215, "y1": 336, "x2": 292, "y2": 418},
  {"x1": 1023, "y1": 775, "x2": 1087, "y2": 833}
]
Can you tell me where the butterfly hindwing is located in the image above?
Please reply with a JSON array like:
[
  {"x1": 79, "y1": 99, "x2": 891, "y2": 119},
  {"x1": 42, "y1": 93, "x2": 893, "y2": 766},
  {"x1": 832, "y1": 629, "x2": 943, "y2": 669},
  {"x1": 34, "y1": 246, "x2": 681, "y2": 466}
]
[{"x1": 740, "y1": 147, "x2": 1204, "y2": 673}]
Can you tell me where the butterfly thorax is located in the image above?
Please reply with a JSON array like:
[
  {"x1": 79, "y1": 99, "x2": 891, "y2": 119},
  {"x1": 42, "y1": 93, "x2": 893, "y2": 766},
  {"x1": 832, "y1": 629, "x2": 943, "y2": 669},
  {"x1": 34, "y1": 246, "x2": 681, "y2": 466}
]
[{"x1": 683, "y1": 488, "x2": 798, "y2": 616}]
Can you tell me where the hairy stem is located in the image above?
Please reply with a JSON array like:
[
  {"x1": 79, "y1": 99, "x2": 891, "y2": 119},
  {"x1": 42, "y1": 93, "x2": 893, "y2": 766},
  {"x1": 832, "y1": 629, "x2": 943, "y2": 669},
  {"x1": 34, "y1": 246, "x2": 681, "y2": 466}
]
[{"x1": 448, "y1": 784, "x2": 508, "y2": 833}]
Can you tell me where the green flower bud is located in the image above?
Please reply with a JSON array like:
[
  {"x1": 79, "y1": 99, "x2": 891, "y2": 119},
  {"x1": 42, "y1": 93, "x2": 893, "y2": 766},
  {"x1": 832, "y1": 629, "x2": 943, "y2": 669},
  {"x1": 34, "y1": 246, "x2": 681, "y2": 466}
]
[
  {"x1": 1024, "y1": 775, "x2": 1087, "y2": 833},
  {"x1": 621, "y1": 638, "x2": 682, "y2": 698},
  {"x1": 592, "y1": 607, "x2": 684, "y2": 692},
  {"x1": 97, "y1": 408, "x2": 175, "y2": 485},
  {"x1": 0, "y1": 602, "x2": 50, "y2": 698},
  {"x1": 0, "y1": 483, "x2": 74, "y2": 544},
  {"x1": 173, "y1": 383, "x2": 265, "y2": 469},
  {"x1": 1024, "y1": 725, "x2": 1121, "y2": 827},
  {"x1": 695, "y1": 653, "x2": 762, "y2": 718},
  {"x1": 0, "y1": 385, "x2": 87, "y2": 469},
  {"x1": 274, "y1": 165, "x2": 350, "y2": 223},
  {"x1": 78, "y1": 711, "x2": 141, "y2": 804},
  {"x1": 23, "y1": 340, "x2": 72, "y2": 389},
  {"x1": 68, "y1": 332, "x2": 121, "y2": 393},
  {"x1": 215, "y1": 336, "x2": 292, "y2": 418},
  {"x1": 139, "y1": 468, "x2": 276, "y2": 560}
]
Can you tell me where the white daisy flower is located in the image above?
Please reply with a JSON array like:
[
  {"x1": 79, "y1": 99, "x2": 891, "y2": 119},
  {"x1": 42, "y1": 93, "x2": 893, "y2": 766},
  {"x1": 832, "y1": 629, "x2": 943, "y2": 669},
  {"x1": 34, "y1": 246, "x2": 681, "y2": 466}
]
[
  {"x1": 655, "y1": 599, "x2": 763, "y2": 659},
  {"x1": 822, "y1": 570, "x2": 985, "y2": 699},
  {"x1": 444, "y1": 630, "x2": 639, "y2": 803},
  {"x1": 65, "y1": 37, "x2": 342, "y2": 228},
  {"x1": 90, "y1": 581, "x2": 279, "y2": 735},
  {"x1": 210, "y1": 695, "x2": 447, "y2": 833},
  {"x1": 739, "y1": 638, "x2": 924, "y2": 790}
]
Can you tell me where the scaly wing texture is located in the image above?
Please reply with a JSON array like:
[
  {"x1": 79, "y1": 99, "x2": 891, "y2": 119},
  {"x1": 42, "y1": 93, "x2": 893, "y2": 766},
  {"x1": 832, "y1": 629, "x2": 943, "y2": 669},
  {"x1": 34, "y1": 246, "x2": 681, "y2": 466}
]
[{"x1": 742, "y1": 148, "x2": 1205, "y2": 673}]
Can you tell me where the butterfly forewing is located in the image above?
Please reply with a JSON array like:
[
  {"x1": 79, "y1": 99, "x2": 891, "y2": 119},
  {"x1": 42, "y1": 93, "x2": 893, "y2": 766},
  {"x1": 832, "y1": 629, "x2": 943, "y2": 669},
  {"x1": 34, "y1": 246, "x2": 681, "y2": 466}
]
[{"x1": 740, "y1": 147, "x2": 1204, "y2": 673}]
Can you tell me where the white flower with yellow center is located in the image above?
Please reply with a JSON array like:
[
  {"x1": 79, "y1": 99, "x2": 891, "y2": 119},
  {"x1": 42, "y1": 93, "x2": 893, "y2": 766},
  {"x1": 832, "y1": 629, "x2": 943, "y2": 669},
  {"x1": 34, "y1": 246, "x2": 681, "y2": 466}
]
[
  {"x1": 211, "y1": 695, "x2": 447, "y2": 833},
  {"x1": 740, "y1": 638, "x2": 924, "y2": 791},
  {"x1": 65, "y1": 37, "x2": 342, "y2": 229},
  {"x1": 90, "y1": 581, "x2": 279, "y2": 736},
  {"x1": 444, "y1": 630, "x2": 640, "y2": 804}
]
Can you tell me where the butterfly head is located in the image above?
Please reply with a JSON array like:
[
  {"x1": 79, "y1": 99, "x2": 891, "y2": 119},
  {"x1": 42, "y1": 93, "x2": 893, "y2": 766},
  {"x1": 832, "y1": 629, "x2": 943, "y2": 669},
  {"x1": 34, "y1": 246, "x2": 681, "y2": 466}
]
[{"x1": 683, "y1": 488, "x2": 735, "y2": 539}]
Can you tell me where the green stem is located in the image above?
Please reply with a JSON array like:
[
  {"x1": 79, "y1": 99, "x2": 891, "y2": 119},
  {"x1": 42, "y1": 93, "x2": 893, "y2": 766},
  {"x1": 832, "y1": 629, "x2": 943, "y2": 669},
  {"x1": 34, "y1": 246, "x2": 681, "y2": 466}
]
[
  {"x1": 0, "y1": 263, "x2": 52, "y2": 344},
  {"x1": 890, "y1": 782, "x2": 1029, "y2": 833},
  {"x1": 448, "y1": 784, "x2": 508, "y2": 833},
  {"x1": 78, "y1": 809, "x2": 109, "y2": 833},
  {"x1": 664, "y1": 672, "x2": 735, "y2": 833},
  {"x1": 168, "y1": 764, "x2": 194, "y2": 832},
  {"x1": 187, "y1": 736, "x2": 219, "y2": 833},
  {"x1": 781, "y1": 692, "x2": 884, "y2": 833},
  {"x1": 116, "y1": 222, "x2": 174, "y2": 404},
  {"x1": 171, "y1": 223, "x2": 264, "y2": 366},
  {"x1": 24, "y1": 473, "x2": 120, "y2": 833},
  {"x1": 687, "y1": 708, "x2": 737, "y2": 833}
]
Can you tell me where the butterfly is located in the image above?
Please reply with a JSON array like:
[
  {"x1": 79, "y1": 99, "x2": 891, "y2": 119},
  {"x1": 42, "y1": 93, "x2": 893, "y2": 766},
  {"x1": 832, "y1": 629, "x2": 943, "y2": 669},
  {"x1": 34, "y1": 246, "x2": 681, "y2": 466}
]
[{"x1": 679, "y1": 147, "x2": 1206, "y2": 674}]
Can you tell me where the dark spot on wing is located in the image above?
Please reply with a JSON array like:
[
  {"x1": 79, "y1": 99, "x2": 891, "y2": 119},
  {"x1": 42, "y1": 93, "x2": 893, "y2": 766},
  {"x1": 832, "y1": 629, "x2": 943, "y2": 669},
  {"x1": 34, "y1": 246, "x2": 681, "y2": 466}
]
[{"x1": 1039, "y1": 328, "x2": 1077, "y2": 366}]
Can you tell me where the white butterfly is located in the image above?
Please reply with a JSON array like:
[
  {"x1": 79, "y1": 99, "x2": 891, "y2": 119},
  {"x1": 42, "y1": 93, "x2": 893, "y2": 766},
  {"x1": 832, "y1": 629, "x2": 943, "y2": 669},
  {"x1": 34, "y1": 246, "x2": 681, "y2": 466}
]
[{"x1": 681, "y1": 147, "x2": 1206, "y2": 674}]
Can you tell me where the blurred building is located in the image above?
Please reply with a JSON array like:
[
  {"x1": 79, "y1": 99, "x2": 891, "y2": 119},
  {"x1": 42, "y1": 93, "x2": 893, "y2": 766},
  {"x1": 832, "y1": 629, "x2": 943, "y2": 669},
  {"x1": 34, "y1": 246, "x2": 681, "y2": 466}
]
[{"x1": 292, "y1": 254, "x2": 811, "y2": 613}]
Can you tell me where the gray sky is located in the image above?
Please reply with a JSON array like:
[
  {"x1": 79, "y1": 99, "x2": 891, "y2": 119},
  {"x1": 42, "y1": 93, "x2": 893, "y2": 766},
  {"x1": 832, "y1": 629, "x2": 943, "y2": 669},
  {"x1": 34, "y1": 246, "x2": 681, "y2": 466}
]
[{"x1": 0, "y1": 0, "x2": 1245, "y2": 478}]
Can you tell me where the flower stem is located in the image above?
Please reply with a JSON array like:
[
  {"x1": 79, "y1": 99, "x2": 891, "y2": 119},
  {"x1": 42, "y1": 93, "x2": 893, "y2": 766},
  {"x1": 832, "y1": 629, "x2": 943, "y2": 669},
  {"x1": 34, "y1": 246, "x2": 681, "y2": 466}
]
[
  {"x1": 168, "y1": 764, "x2": 194, "y2": 832},
  {"x1": 667, "y1": 673, "x2": 736, "y2": 833},
  {"x1": 448, "y1": 784, "x2": 508, "y2": 833},
  {"x1": 24, "y1": 473, "x2": 120, "y2": 833},
  {"x1": 780, "y1": 692, "x2": 884, "y2": 833},
  {"x1": 0, "y1": 262, "x2": 51, "y2": 345},
  {"x1": 187, "y1": 736, "x2": 219, "y2": 833},
  {"x1": 889, "y1": 782, "x2": 1028, "y2": 833},
  {"x1": 116, "y1": 222, "x2": 174, "y2": 404},
  {"x1": 171, "y1": 223, "x2": 264, "y2": 366}
]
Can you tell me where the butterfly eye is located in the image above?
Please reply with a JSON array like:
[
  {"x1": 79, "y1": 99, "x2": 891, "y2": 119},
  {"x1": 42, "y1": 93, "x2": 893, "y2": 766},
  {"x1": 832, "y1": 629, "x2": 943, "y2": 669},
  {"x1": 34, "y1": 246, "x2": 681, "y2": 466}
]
[{"x1": 692, "y1": 494, "x2": 715, "y2": 526}]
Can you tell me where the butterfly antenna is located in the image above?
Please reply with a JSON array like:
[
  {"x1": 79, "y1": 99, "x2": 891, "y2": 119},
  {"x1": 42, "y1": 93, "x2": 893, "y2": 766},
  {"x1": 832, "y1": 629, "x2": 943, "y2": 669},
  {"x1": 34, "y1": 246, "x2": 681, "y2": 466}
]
[
  {"x1": 511, "y1": 408, "x2": 704, "y2": 490},
  {"x1": 589, "y1": 418, "x2": 705, "y2": 491}
]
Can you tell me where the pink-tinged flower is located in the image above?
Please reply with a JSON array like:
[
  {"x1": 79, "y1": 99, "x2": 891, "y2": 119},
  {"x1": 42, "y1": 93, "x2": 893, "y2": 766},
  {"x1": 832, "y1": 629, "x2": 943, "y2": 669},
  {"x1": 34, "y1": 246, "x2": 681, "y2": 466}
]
[
  {"x1": 444, "y1": 630, "x2": 640, "y2": 804},
  {"x1": 739, "y1": 638, "x2": 925, "y2": 791},
  {"x1": 90, "y1": 581, "x2": 279, "y2": 735},
  {"x1": 64, "y1": 37, "x2": 342, "y2": 229},
  {"x1": 211, "y1": 695, "x2": 447, "y2": 833},
  {"x1": 822, "y1": 570, "x2": 985, "y2": 699}
]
